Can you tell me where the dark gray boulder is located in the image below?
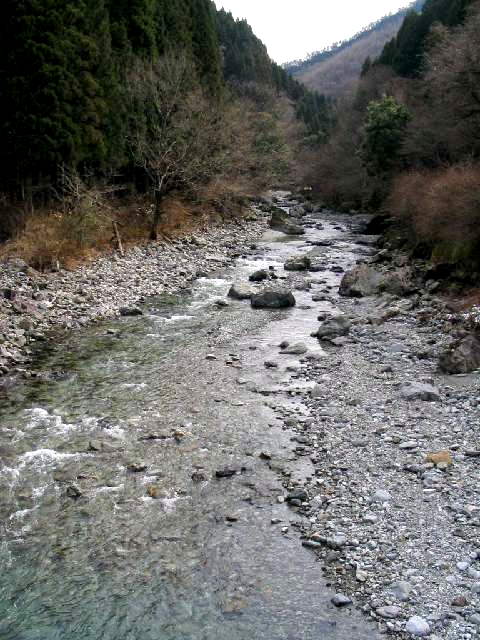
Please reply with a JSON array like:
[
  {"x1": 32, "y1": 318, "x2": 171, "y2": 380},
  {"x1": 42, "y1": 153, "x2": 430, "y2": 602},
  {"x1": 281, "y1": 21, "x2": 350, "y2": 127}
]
[
  {"x1": 314, "y1": 315, "x2": 351, "y2": 340},
  {"x1": 439, "y1": 334, "x2": 480, "y2": 374},
  {"x1": 284, "y1": 255, "x2": 310, "y2": 272},
  {"x1": 251, "y1": 289, "x2": 296, "y2": 309},
  {"x1": 249, "y1": 269, "x2": 269, "y2": 282},
  {"x1": 119, "y1": 307, "x2": 143, "y2": 317},
  {"x1": 340, "y1": 264, "x2": 414, "y2": 298}
]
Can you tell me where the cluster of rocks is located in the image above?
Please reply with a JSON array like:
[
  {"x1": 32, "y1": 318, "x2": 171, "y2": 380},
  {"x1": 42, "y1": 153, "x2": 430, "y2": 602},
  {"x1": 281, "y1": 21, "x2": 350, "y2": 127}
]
[
  {"x1": 0, "y1": 214, "x2": 268, "y2": 379},
  {"x1": 253, "y1": 205, "x2": 480, "y2": 638}
]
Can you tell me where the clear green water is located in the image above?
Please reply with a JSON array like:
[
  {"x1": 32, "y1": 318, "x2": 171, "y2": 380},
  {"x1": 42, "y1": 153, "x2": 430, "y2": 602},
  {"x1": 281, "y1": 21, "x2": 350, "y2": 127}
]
[{"x1": 0, "y1": 217, "x2": 379, "y2": 639}]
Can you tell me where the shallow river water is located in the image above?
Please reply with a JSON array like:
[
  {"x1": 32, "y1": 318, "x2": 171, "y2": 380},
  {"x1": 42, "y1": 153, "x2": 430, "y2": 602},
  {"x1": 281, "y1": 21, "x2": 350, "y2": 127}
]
[{"x1": 0, "y1": 204, "x2": 380, "y2": 639}]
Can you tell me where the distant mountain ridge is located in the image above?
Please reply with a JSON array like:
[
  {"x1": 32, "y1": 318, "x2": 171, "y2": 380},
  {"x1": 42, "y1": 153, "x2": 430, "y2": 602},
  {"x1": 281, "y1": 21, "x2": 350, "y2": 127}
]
[{"x1": 286, "y1": 0, "x2": 424, "y2": 96}]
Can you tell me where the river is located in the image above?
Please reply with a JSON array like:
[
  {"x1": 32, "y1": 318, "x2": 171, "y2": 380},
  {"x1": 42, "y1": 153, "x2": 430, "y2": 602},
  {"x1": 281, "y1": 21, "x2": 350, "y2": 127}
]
[{"x1": 0, "y1": 198, "x2": 380, "y2": 639}]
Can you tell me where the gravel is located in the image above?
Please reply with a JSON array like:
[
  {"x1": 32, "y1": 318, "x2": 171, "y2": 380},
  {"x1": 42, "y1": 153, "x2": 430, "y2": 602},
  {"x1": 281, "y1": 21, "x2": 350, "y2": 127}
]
[
  {"x1": 0, "y1": 214, "x2": 267, "y2": 378},
  {"x1": 264, "y1": 199, "x2": 480, "y2": 639}
]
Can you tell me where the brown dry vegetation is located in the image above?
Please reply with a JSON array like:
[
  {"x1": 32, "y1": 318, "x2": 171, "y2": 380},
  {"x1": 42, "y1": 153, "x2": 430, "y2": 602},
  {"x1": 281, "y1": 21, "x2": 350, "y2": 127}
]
[
  {"x1": 0, "y1": 84, "x2": 304, "y2": 271},
  {"x1": 0, "y1": 179, "x2": 256, "y2": 271},
  {"x1": 388, "y1": 163, "x2": 480, "y2": 262}
]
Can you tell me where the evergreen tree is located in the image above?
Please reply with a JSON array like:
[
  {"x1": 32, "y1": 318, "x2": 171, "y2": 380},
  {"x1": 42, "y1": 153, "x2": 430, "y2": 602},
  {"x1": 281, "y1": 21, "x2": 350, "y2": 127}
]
[{"x1": 0, "y1": 0, "x2": 107, "y2": 194}]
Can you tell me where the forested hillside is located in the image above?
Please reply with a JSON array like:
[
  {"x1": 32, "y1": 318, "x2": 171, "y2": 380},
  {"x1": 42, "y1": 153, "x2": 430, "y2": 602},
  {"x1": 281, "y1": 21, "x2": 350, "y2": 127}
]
[
  {"x1": 286, "y1": 1, "x2": 424, "y2": 97},
  {"x1": 309, "y1": 0, "x2": 480, "y2": 277},
  {"x1": 0, "y1": 0, "x2": 331, "y2": 260}
]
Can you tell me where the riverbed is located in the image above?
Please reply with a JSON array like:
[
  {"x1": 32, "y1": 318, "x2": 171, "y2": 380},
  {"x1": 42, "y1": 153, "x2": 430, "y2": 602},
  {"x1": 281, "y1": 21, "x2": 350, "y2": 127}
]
[{"x1": 0, "y1": 200, "x2": 382, "y2": 639}]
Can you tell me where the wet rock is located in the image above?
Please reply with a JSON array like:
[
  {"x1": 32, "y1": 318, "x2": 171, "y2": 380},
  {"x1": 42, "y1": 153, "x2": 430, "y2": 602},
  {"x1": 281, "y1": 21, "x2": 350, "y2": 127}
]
[
  {"x1": 269, "y1": 210, "x2": 305, "y2": 235},
  {"x1": 289, "y1": 205, "x2": 305, "y2": 218},
  {"x1": 314, "y1": 315, "x2": 351, "y2": 340},
  {"x1": 215, "y1": 468, "x2": 238, "y2": 478},
  {"x1": 281, "y1": 342, "x2": 308, "y2": 355},
  {"x1": 284, "y1": 255, "x2": 310, "y2": 272},
  {"x1": 251, "y1": 289, "x2": 296, "y2": 309},
  {"x1": 3, "y1": 288, "x2": 16, "y2": 301},
  {"x1": 264, "y1": 360, "x2": 278, "y2": 368},
  {"x1": 66, "y1": 484, "x2": 82, "y2": 499},
  {"x1": 286, "y1": 489, "x2": 308, "y2": 503},
  {"x1": 228, "y1": 283, "x2": 254, "y2": 300},
  {"x1": 249, "y1": 269, "x2": 269, "y2": 282},
  {"x1": 405, "y1": 616, "x2": 430, "y2": 637},
  {"x1": 400, "y1": 382, "x2": 441, "y2": 402},
  {"x1": 127, "y1": 462, "x2": 147, "y2": 473},
  {"x1": 331, "y1": 594, "x2": 352, "y2": 607},
  {"x1": 119, "y1": 307, "x2": 143, "y2": 317},
  {"x1": 439, "y1": 334, "x2": 480, "y2": 374}
]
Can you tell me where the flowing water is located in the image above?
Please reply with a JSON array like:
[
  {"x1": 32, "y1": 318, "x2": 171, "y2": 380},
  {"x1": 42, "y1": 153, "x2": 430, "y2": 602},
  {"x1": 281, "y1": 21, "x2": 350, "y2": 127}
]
[{"x1": 0, "y1": 204, "x2": 380, "y2": 639}]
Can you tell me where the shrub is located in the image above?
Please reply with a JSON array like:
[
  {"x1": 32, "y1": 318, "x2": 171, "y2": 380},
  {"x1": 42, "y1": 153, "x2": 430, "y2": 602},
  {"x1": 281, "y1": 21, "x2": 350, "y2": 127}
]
[{"x1": 388, "y1": 163, "x2": 480, "y2": 263}]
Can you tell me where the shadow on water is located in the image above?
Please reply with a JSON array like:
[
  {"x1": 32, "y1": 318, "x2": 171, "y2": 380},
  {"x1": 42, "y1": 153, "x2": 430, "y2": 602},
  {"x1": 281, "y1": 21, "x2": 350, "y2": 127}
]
[{"x1": 0, "y1": 211, "x2": 380, "y2": 639}]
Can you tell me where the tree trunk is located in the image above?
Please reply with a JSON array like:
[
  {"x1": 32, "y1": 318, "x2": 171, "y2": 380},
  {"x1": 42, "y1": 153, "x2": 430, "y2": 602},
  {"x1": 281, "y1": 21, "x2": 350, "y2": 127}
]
[{"x1": 150, "y1": 189, "x2": 164, "y2": 241}]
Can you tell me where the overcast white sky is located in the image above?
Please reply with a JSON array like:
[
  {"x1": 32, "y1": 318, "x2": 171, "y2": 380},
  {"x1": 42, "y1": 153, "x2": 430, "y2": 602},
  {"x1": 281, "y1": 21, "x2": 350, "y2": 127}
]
[{"x1": 214, "y1": 1, "x2": 413, "y2": 63}]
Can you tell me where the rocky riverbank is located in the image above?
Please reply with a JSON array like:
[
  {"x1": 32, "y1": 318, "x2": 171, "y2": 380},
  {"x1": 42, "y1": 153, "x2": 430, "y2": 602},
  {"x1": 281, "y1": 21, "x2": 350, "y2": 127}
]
[
  {"x1": 0, "y1": 212, "x2": 268, "y2": 380},
  {"x1": 257, "y1": 195, "x2": 480, "y2": 639}
]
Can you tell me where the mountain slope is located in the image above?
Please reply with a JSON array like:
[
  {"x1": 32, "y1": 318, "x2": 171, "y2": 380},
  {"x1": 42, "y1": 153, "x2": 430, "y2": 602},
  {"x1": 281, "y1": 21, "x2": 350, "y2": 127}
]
[{"x1": 287, "y1": 1, "x2": 424, "y2": 97}]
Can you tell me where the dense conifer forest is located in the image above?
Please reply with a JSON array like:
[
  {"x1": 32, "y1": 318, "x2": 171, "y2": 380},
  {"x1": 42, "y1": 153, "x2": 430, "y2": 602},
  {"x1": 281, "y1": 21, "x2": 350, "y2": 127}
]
[{"x1": 0, "y1": 0, "x2": 330, "y2": 251}]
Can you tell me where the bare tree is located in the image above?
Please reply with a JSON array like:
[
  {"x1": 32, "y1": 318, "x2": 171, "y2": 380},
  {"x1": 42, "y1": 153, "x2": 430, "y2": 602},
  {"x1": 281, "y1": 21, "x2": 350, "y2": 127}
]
[
  {"x1": 127, "y1": 54, "x2": 225, "y2": 240},
  {"x1": 421, "y1": 5, "x2": 480, "y2": 160}
]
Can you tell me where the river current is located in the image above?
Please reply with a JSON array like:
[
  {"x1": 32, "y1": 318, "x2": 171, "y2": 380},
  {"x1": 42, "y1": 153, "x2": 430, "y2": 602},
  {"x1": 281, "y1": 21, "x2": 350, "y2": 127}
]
[{"x1": 0, "y1": 203, "x2": 379, "y2": 639}]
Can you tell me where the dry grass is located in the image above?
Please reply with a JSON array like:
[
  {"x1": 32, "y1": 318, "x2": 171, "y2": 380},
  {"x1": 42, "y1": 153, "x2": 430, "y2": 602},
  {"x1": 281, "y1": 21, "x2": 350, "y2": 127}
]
[
  {"x1": 388, "y1": 163, "x2": 480, "y2": 263},
  {"x1": 0, "y1": 179, "x2": 255, "y2": 271}
]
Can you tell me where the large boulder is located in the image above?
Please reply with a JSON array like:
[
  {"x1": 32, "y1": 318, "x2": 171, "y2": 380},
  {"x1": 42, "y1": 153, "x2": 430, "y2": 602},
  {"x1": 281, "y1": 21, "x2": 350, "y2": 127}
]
[
  {"x1": 269, "y1": 209, "x2": 305, "y2": 236},
  {"x1": 249, "y1": 269, "x2": 269, "y2": 283},
  {"x1": 284, "y1": 255, "x2": 310, "y2": 272},
  {"x1": 439, "y1": 334, "x2": 480, "y2": 374},
  {"x1": 400, "y1": 382, "x2": 441, "y2": 402},
  {"x1": 314, "y1": 315, "x2": 351, "y2": 340},
  {"x1": 339, "y1": 265, "x2": 383, "y2": 297},
  {"x1": 289, "y1": 205, "x2": 306, "y2": 218},
  {"x1": 340, "y1": 265, "x2": 414, "y2": 297},
  {"x1": 228, "y1": 283, "x2": 254, "y2": 300},
  {"x1": 251, "y1": 288, "x2": 296, "y2": 309}
]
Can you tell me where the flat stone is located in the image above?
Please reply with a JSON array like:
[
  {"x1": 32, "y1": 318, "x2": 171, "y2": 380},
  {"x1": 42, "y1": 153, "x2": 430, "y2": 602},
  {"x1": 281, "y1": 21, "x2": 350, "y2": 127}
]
[
  {"x1": 425, "y1": 450, "x2": 453, "y2": 467},
  {"x1": 371, "y1": 489, "x2": 392, "y2": 503},
  {"x1": 400, "y1": 382, "x2": 441, "y2": 402},
  {"x1": 405, "y1": 616, "x2": 430, "y2": 637},
  {"x1": 228, "y1": 283, "x2": 254, "y2": 300},
  {"x1": 281, "y1": 342, "x2": 308, "y2": 355},
  {"x1": 377, "y1": 606, "x2": 402, "y2": 619}
]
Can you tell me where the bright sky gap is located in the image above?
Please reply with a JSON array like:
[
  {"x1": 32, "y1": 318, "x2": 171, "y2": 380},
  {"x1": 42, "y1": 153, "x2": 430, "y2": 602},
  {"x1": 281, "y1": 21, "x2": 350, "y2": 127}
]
[{"x1": 214, "y1": 0, "x2": 416, "y2": 63}]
